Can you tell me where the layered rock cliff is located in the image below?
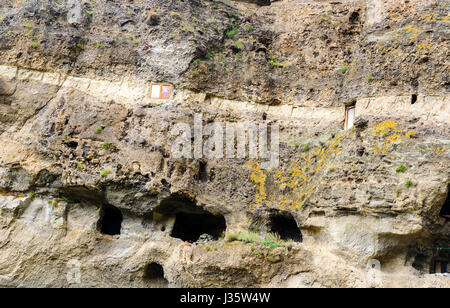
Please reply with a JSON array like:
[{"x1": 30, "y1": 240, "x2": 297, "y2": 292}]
[{"x1": 0, "y1": 0, "x2": 448, "y2": 287}]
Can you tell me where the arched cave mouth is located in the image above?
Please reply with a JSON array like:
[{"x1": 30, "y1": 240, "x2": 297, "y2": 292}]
[
  {"x1": 144, "y1": 263, "x2": 166, "y2": 280},
  {"x1": 156, "y1": 194, "x2": 226, "y2": 243},
  {"x1": 98, "y1": 205, "x2": 123, "y2": 236},
  {"x1": 269, "y1": 212, "x2": 303, "y2": 242},
  {"x1": 439, "y1": 188, "x2": 449, "y2": 220},
  {"x1": 144, "y1": 262, "x2": 169, "y2": 287}
]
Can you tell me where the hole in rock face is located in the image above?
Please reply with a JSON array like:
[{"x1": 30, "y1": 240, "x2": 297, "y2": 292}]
[
  {"x1": 269, "y1": 212, "x2": 303, "y2": 242},
  {"x1": 349, "y1": 11, "x2": 360, "y2": 23},
  {"x1": 99, "y1": 205, "x2": 123, "y2": 235},
  {"x1": 144, "y1": 263, "x2": 165, "y2": 280},
  {"x1": 144, "y1": 263, "x2": 168, "y2": 287},
  {"x1": 439, "y1": 187, "x2": 449, "y2": 219},
  {"x1": 411, "y1": 94, "x2": 418, "y2": 105},
  {"x1": 171, "y1": 212, "x2": 226, "y2": 242},
  {"x1": 156, "y1": 194, "x2": 226, "y2": 242},
  {"x1": 198, "y1": 162, "x2": 208, "y2": 182}
]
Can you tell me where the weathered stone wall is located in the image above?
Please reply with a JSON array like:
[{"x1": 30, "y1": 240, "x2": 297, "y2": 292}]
[{"x1": 0, "y1": 0, "x2": 448, "y2": 288}]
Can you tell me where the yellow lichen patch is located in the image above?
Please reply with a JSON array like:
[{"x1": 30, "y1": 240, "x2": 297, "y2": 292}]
[
  {"x1": 391, "y1": 26, "x2": 421, "y2": 41},
  {"x1": 421, "y1": 13, "x2": 437, "y2": 22},
  {"x1": 372, "y1": 121, "x2": 417, "y2": 154},
  {"x1": 248, "y1": 161, "x2": 267, "y2": 208},
  {"x1": 433, "y1": 144, "x2": 449, "y2": 156},
  {"x1": 417, "y1": 43, "x2": 433, "y2": 54},
  {"x1": 249, "y1": 134, "x2": 344, "y2": 211}
]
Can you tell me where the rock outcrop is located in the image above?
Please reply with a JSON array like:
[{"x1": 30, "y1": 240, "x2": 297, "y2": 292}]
[{"x1": 0, "y1": 0, "x2": 448, "y2": 287}]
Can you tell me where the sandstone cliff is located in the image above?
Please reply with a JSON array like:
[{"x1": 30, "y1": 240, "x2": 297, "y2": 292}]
[{"x1": 0, "y1": 0, "x2": 448, "y2": 287}]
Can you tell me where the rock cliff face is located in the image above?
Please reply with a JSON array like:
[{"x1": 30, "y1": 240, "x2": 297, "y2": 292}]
[{"x1": 0, "y1": 0, "x2": 448, "y2": 287}]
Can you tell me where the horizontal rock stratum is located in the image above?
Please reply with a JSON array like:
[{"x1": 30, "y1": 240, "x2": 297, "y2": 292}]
[{"x1": 0, "y1": 0, "x2": 448, "y2": 288}]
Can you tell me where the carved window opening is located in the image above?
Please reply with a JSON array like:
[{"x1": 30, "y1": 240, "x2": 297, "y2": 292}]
[
  {"x1": 150, "y1": 83, "x2": 172, "y2": 100},
  {"x1": 345, "y1": 106, "x2": 355, "y2": 130}
]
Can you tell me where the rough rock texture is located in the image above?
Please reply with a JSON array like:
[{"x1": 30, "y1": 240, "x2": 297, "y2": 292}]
[{"x1": 0, "y1": 0, "x2": 448, "y2": 287}]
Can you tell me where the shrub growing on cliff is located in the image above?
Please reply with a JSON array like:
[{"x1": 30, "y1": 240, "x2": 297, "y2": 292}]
[
  {"x1": 396, "y1": 163, "x2": 406, "y2": 173},
  {"x1": 405, "y1": 179, "x2": 414, "y2": 188},
  {"x1": 341, "y1": 66, "x2": 348, "y2": 74},
  {"x1": 226, "y1": 23, "x2": 239, "y2": 39},
  {"x1": 102, "y1": 142, "x2": 111, "y2": 150},
  {"x1": 100, "y1": 169, "x2": 112, "y2": 177}
]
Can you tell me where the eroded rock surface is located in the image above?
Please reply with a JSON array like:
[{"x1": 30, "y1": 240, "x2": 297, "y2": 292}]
[{"x1": 0, "y1": 0, "x2": 448, "y2": 287}]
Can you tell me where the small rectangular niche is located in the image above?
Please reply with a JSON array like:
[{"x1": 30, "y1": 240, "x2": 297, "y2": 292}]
[
  {"x1": 345, "y1": 105, "x2": 355, "y2": 130},
  {"x1": 150, "y1": 83, "x2": 173, "y2": 100}
]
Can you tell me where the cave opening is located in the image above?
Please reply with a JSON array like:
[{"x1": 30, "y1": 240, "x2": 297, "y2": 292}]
[
  {"x1": 171, "y1": 212, "x2": 226, "y2": 243},
  {"x1": 98, "y1": 205, "x2": 123, "y2": 236},
  {"x1": 269, "y1": 212, "x2": 303, "y2": 242},
  {"x1": 156, "y1": 194, "x2": 226, "y2": 243},
  {"x1": 144, "y1": 263, "x2": 165, "y2": 280},
  {"x1": 143, "y1": 262, "x2": 168, "y2": 287},
  {"x1": 439, "y1": 188, "x2": 449, "y2": 220},
  {"x1": 411, "y1": 94, "x2": 418, "y2": 105}
]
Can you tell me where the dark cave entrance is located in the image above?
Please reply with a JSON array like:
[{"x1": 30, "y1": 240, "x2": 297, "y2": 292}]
[
  {"x1": 171, "y1": 212, "x2": 226, "y2": 242},
  {"x1": 156, "y1": 194, "x2": 227, "y2": 243},
  {"x1": 269, "y1": 212, "x2": 303, "y2": 242},
  {"x1": 439, "y1": 188, "x2": 449, "y2": 220},
  {"x1": 143, "y1": 262, "x2": 168, "y2": 287},
  {"x1": 411, "y1": 94, "x2": 418, "y2": 105},
  {"x1": 98, "y1": 205, "x2": 123, "y2": 236},
  {"x1": 144, "y1": 263, "x2": 165, "y2": 280}
]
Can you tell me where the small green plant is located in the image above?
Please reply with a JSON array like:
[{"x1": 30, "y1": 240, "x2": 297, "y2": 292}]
[
  {"x1": 304, "y1": 144, "x2": 310, "y2": 152},
  {"x1": 294, "y1": 143, "x2": 300, "y2": 148},
  {"x1": 102, "y1": 142, "x2": 111, "y2": 150},
  {"x1": 269, "y1": 56, "x2": 287, "y2": 68},
  {"x1": 193, "y1": 71, "x2": 200, "y2": 76},
  {"x1": 77, "y1": 162, "x2": 85, "y2": 169},
  {"x1": 248, "y1": 225, "x2": 259, "y2": 233},
  {"x1": 224, "y1": 232, "x2": 239, "y2": 242},
  {"x1": 396, "y1": 163, "x2": 406, "y2": 173},
  {"x1": 262, "y1": 240, "x2": 282, "y2": 248},
  {"x1": 234, "y1": 40, "x2": 244, "y2": 50},
  {"x1": 248, "y1": 26, "x2": 254, "y2": 33},
  {"x1": 86, "y1": 10, "x2": 93, "y2": 21},
  {"x1": 29, "y1": 192, "x2": 35, "y2": 200},
  {"x1": 368, "y1": 75, "x2": 373, "y2": 83},
  {"x1": 24, "y1": 23, "x2": 33, "y2": 28},
  {"x1": 341, "y1": 66, "x2": 348, "y2": 74},
  {"x1": 30, "y1": 42, "x2": 38, "y2": 48},
  {"x1": 226, "y1": 23, "x2": 239, "y2": 39},
  {"x1": 396, "y1": 189, "x2": 402, "y2": 197},
  {"x1": 95, "y1": 126, "x2": 103, "y2": 134},
  {"x1": 338, "y1": 82, "x2": 344, "y2": 88},
  {"x1": 405, "y1": 179, "x2": 414, "y2": 188},
  {"x1": 237, "y1": 231, "x2": 261, "y2": 243},
  {"x1": 100, "y1": 169, "x2": 112, "y2": 177},
  {"x1": 96, "y1": 42, "x2": 104, "y2": 49}
]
